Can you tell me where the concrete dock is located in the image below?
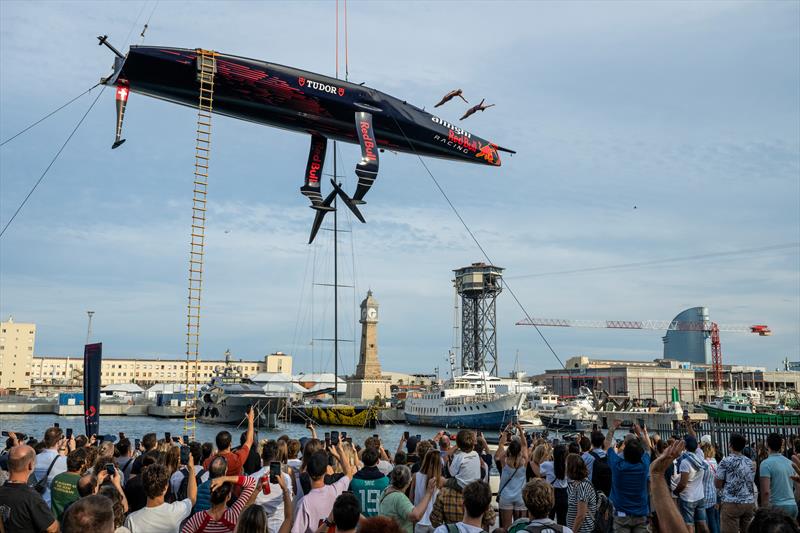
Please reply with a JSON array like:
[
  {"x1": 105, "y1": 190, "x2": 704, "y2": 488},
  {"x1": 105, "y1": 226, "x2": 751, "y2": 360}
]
[{"x1": 0, "y1": 401, "x2": 149, "y2": 416}]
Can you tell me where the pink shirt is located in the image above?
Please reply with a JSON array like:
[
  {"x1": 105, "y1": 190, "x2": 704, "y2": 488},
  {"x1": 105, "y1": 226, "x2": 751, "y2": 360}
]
[{"x1": 291, "y1": 476, "x2": 351, "y2": 533}]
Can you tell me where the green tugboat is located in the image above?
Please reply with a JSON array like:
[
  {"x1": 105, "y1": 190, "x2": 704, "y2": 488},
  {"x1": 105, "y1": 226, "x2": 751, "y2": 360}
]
[{"x1": 702, "y1": 392, "x2": 800, "y2": 425}]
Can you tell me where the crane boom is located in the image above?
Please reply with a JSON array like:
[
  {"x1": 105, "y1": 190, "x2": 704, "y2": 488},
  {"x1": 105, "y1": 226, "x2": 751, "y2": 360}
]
[
  {"x1": 516, "y1": 316, "x2": 771, "y2": 392},
  {"x1": 516, "y1": 318, "x2": 771, "y2": 335}
]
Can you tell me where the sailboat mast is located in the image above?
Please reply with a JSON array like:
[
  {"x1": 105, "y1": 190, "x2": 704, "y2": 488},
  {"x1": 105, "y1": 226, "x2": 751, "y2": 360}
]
[{"x1": 333, "y1": 142, "x2": 339, "y2": 404}]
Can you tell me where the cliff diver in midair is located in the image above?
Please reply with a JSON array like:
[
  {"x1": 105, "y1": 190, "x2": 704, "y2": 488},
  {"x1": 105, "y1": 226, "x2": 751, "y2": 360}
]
[
  {"x1": 434, "y1": 89, "x2": 469, "y2": 108},
  {"x1": 97, "y1": 37, "x2": 515, "y2": 243},
  {"x1": 460, "y1": 98, "x2": 495, "y2": 121}
]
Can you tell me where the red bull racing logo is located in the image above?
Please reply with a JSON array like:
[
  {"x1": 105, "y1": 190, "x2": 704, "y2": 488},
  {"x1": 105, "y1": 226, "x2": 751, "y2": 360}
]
[
  {"x1": 307, "y1": 143, "x2": 325, "y2": 185},
  {"x1": 476, "y1": 143, "x2": 500, "y2": 165},
  {"x1": 298, "y1": 77, "x2": 345, "y2": 97},
  {"x1": 360, "y1": 121, "x2": 377, "y2": 161}
]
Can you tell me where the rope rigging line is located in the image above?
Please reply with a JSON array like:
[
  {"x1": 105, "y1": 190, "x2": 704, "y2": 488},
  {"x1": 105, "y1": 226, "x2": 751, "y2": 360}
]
[
  {"x1": 139, "y1": 0, "x2": 160, "y2": 43},
  {"x1": 0, "y1": 85, "x2": 107, "y2": 240},
  {"x1": 388, "y1": 114, "x2": 566, "y2": 369},
  {"x1": 0, "y1": 83, "x2": 100, "y2": 147},
  {"x1": 123, "y1": 1, "x2": 149, "y2": 47}
]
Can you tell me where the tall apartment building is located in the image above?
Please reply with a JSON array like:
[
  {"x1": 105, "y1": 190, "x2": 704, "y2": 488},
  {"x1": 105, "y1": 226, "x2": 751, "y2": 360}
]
[{"x1": 0, "y1": 317, "x2": 36, "y2": 390}]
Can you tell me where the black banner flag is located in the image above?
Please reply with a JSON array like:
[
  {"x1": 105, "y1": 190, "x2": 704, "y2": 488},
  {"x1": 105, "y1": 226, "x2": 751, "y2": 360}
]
[{"x1": 83, "y1": 342, "x2": 102, "y2": 437}]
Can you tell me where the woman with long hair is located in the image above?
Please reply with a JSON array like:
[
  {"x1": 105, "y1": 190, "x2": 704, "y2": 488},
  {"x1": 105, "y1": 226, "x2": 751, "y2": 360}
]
[
  {"x1": 701, "y1": 441, "x2": 720, "y2": 533},
  {"x1": 378, "y1": 465, "x2": 437, "y2": 533},
  {"x1": 566, "y1": 453, "x2": 597, "y2": 533},
  {"x1": 411, "y1": 450, "x2": 443, "y2": 533},
  {"x1": 540, "y1": 444, "x2": 568, "y2": 525},
  {"x1": 495, "y1": 430, "x2": 530, "y2": 527},
  {"x1": 529, "y1": 443, "x2": 552, "y2": 479}
]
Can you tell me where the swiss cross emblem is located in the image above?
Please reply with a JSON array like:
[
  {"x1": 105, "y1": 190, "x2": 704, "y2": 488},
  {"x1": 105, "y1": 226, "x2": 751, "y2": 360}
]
[
  {"x1": 116, "y1": 86, "x2": 129, "y2": 101},
  {"x1": 298, "y1": 77, "x2": 306, "y2": 87}
]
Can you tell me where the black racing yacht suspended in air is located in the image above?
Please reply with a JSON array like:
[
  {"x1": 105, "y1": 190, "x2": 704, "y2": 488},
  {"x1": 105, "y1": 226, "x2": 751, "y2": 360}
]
[{"x1": 97, "y1": 37, "x2": 515, "y2": 241}]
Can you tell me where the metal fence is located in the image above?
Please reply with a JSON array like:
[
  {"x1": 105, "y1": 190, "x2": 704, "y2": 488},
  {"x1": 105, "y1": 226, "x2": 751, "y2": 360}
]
[{"x1": 648, "y1": 421, "x2": 800, "y2": 455}]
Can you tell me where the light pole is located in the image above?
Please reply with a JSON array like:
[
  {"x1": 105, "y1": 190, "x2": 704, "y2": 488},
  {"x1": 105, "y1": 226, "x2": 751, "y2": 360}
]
[{"x1": 86, "y1": 311, "x2": 95, "y2": 345}]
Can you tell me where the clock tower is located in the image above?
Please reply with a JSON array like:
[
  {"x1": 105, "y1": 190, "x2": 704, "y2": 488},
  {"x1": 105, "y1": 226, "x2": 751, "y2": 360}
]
[
  {"x1": 346, "y1": 290, "x2": 391, "y2": 401},
  {"x1": 356, "y1": 290, "x2": 382, "y2": 379}
]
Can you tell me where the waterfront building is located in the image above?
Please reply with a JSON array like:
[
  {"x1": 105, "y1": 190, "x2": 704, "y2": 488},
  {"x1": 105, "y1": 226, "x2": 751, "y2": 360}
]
[
  {"x1": 30, "y1": 352, "x2": 292, "y2": 388},
  {"x1": 533, "y1": 355, "x2": 800, "y2": 404},
  {"x1": 0, "y1": 316, "x2": 36, "y2": 390}
]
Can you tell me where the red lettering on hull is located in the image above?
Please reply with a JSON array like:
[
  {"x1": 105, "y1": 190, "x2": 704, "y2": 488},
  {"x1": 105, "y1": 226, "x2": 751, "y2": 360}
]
[{"x1": 360, "y1": 121, "x2": 377, "y2": 161}]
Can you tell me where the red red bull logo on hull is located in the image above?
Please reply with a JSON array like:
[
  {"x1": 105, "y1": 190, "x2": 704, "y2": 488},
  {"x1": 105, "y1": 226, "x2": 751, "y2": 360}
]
[
  {"x1": 359, "y1": 121, "x2": 377, "y2": 161},
  {"x1": 307, "y1": 142, "x2": 325, "y2": 185}
]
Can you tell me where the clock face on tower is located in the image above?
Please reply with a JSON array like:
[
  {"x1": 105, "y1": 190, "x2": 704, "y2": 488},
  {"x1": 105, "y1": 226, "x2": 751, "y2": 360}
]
[{"x1": 367, "y1": 307, "x2": 378, "y2": 320}]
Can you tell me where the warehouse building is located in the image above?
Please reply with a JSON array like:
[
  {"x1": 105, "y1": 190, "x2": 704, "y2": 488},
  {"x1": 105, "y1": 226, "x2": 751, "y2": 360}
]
[{"x1": 533, "y1": 356, "x2": 800, "y2": 404}]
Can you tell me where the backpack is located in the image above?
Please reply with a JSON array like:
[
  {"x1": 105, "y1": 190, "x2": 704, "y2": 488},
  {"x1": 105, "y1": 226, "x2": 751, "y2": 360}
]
[
  {"x1": 176, "y1": 467, "x2": 207, "y2": 501},
  {"x1": 592, "y1": 490, "x2": 614, "y2": 533},
  {"x1": 28, "y1": 455, "x2": 60, "y2": 495},
  {"x1": 525, "y1": 523, "x2": 564, "y2": 533},
  {"x1": 448, "y1": 524, "x2": 489, "y2": 533},
  {"x1": 589, "y1": 451, "x2": 611, "y2": 497}
]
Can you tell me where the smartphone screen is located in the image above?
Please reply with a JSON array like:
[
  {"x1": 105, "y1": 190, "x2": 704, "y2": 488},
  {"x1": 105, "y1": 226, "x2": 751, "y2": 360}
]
[
  {"x1": 66, "y1": 428, "x2": 73, "y2": 439},
  {"x1": 270, "y1": 461, "x2": 281, "y2": 483},
  {"x1": 165, "y1": 432, "x2": 171, "y2": 442},
  {"x1": 331, "y1": 431, "x2": 339, "y2": 446},
  {"x1": 172, "y1": 436, "x2": 180, "y2": 443},
  {"x1": 135, "y1": 438, "x2": 141, "y2": 450},
  {"x1": 341, "y1": 431, "x2": 347, "y2": 439},
  {"x1": 415, "y1": 434, "x2": 421, "y2": 441},
  {"x1": 373, "y1": 434, "x2": 379, "y2": 438},
  {"x1": 404, "y1": 431, "x2": 410, "y2": 440},
  {"x1": 105, "y1": 463, "x2": 115, "y2": 476},
  {"x1": 182, "y1": 434, "x2": 189, "y2": 443},
  {"x1": 1, "y1": 431, "x2": 8, "y2": 437},
  {"x1": 180, "y1": 445, "x2": 190, "y2": 465}
]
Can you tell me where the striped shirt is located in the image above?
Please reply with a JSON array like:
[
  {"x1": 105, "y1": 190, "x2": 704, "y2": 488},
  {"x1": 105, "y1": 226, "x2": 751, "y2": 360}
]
[
  {"x1": 566, "y1": 479, "x2": 597, "y2": 533},
  {"x1": 703, "y1": 458, "x2": 718, "y2": 507},
  {"x1": 181, "y1": 476, "x2": 257, "y2": 533}
]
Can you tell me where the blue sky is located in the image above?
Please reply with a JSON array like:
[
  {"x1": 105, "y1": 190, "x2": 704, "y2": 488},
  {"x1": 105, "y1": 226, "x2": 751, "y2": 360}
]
[{"x1": 1, "y1": 1, "x2": 798, "y2": 377}]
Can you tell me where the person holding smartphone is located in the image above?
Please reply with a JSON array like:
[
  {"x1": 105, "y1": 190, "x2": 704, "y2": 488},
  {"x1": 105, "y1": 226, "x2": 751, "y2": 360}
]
[
  {"x1": 250, "y1": 440, "x2": 295, "y2": 533},
  {"x1": 203, "y1": 405, "x2": 255, "y2": 476}
]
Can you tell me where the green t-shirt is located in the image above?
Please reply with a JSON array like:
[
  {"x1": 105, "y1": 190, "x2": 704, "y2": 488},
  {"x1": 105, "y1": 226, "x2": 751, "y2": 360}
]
[
  {"x1": 50, "y1": 471, "x2": 81, "y2": 521},
  {"x1": 349, "y1": 469, "x2": 390, "y2": 517},
  {"x1": 379, "y1": 490, "x2": 415, "y2": 533}
]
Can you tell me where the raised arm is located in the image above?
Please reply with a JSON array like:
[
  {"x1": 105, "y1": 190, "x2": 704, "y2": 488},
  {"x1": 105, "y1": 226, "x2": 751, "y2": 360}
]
[
  {"x1": 650, "y1": 440, "x2": 686, "y2": 533},
  {"x1": 495, "y1": 431, "x2": 508, "y2": 466},
  {"x1": 407, "y1": 479, "x2": 437, "y2": 522},
  {"x1": 277, "y1": 474, "x2": 295, "y2": 533},
  {"x1": 330, "y1": 442, "x2": 353, "y2": 478},
  {"x1": 635, "y1": 424, "x2": 652, "y2": 452},
  {"x1": 244, "y1": 407, "x2": 255, "y2": 450},
  {"x1": 187, "y1": 453, "x2": 197, "y2": 506},
  {"x1": 605, "y1": 419, "x2": 621, "y2": 451}
]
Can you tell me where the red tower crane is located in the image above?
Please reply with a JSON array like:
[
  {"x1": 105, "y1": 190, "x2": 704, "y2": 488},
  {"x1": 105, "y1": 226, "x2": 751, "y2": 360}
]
[{"x1": 516, "y1": 317, "x2": 771, "y2": 391}]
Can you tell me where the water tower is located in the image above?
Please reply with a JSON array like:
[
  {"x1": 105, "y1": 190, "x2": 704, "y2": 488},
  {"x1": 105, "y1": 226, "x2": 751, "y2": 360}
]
[{"x1": 453, "y1": 263, "x2": 504, "y2": 376}]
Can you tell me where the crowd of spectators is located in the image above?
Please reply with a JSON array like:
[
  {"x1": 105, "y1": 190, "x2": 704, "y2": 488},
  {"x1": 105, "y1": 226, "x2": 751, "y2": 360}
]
[{"x1": 1, "y1": 415, "x2": 799, "y2": 533}]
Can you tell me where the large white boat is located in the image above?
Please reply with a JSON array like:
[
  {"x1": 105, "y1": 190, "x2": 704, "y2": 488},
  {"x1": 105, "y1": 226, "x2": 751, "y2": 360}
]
[
  {"x1": 404, "y1": 372, "x2": 525, "y2": 430},
  {"x1": 196, "y1": 350, "x2": 291, "y2": 426},
  {"x1": 539, "y1": 387, "x2": 598, "y2": 431}
]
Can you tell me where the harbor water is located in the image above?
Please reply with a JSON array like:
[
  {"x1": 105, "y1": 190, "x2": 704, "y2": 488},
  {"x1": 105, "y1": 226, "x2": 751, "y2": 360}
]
[{"x1": 0, "y1": 414, "x2": 455, "y2": 445}]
